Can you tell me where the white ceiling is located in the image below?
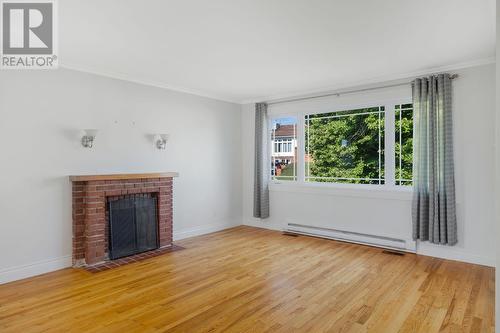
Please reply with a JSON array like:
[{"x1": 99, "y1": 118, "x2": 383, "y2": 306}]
[{"x1": 60, "y1": 0, "x2": 495, "y2": 103}]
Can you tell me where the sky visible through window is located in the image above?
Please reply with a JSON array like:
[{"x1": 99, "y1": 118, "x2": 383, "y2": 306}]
[{"x1": 272, "y1": 117, "x2": 296, "y2": 127}]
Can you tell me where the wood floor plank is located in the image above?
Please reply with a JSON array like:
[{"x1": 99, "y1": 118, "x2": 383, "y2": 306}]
[{"x1": 0, "y1": 226, "x2": 494, "y2": 332}]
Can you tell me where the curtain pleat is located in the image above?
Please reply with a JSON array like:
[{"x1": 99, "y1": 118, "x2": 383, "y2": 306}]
[{"x1": 253, "y1": 103, "x2": 270, "y2": 218}]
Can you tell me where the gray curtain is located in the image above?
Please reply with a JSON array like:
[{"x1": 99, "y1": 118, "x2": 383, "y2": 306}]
[
  {"x1": 412, "y1": 74, "x2": 457, "y2": 245},
  {"x1": 253, "y1": 102, "x2": 270, "y2": 218}
]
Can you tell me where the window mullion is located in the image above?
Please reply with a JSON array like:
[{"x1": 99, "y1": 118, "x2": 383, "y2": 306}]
[
  {"x1": 297, "y1": 114, "x2": 305, "y2": 183},
  {"x1": 385, "y1": 104, "x2": 396, "y2": 186}
]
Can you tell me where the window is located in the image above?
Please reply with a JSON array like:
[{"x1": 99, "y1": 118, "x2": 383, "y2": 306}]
[
  {"x1": 269, "y1": 102, "x2": 413, "y2": 187},
  {"x1": 274, "y1": 138, "x2": 293, "y2": 153},
  {"x1": 271, "y1": 117, "x2": 297, "y2": 181},
  {"x1": 305, "y1": 107, "x2": 385, "y2": 184},
  {"x1": 395, "y1": 104, "x2": 413, "y2": 186}
]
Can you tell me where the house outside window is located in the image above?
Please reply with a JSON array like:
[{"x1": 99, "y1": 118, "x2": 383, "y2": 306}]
[{"x1": 271, "y1": 117, "x2": 297, "y2": 181}]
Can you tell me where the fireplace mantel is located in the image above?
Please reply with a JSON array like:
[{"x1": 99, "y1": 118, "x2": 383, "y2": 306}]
[{"x1": 69, "y1": 172, "x2": 179, "y2": 182}]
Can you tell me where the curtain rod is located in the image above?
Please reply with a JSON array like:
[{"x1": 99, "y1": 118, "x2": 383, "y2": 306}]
[{"x1": 266, "y1": 74, "x2": 458, "y2": 106}]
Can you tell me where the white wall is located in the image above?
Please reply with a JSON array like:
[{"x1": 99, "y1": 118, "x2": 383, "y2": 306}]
[
  {"x1": 495, "y1": 0, "x2": 499, "y2": 325},
  {"x1": 242, "y1": 63, "x2": 496, "y2": 266},
  {"x1": 0, "y1": 68, "x2": 242, "y2": 283}
]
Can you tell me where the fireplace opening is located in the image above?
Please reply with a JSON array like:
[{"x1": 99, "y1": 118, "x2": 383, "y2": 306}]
[{"x1": 108, "y1": 194, "x2": 159, "y2": 260}]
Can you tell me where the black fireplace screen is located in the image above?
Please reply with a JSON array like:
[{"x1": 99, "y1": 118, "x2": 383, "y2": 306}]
[{"x1": 108, "y1": 194, "x2": 159, "y2": 260}]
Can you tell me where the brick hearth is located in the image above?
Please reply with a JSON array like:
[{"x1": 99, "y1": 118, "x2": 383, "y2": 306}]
[{"x1": 69, "y1": 173, "x2": 178, "y2": 266}]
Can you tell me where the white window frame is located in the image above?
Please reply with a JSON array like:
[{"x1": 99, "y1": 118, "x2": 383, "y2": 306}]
[{"x1": 269, "y1": 98, "x2": 413, "y2": 192}]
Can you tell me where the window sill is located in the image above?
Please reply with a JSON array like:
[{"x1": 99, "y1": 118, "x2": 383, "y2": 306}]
[{"x1": 269, "y1": 181, "x2": 413, "y2": 201}]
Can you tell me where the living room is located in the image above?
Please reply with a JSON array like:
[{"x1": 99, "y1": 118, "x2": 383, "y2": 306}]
[{"x1": 0, "y1": 1, "x2": 498, "y2": 332}]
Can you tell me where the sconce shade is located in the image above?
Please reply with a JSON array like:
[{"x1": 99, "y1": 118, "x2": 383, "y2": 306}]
[
  {"x1": 154, "y1": 134, "x2": 169, "y2": 150},
  {"x1": 82, "y1": 129, "x2": 98, "y2": 148}
]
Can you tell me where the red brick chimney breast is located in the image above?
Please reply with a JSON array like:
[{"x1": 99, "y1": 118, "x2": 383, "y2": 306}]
[{"x1": 70, "y1": 173, "x2": 177, "y2": 266}]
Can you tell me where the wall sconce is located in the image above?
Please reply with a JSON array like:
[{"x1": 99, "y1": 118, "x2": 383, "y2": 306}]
[
  {"x1": 154, "y1": 134, "x2": 169, "y2": 150},
  {"x1": 81, "y1": 129, "x2": 98, "y2": 148}
]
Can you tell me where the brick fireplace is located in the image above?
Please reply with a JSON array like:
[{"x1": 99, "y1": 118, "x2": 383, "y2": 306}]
[{"x1": 69, "y1": 172, "x2": 178, "y2": 266}]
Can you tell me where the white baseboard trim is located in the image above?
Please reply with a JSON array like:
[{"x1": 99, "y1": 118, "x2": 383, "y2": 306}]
[
  {"x1": 416, "y1": 243, "x2": 495, "y2": 267},
  {"x1": 173, "y1": 220, "x2": 241, "y2": 241},
  {"x1": 244, "y1": 220, "x2": 495, "y2": 268},
  {"x1": 2, "y1": 221, "x2": 491, "y2": 285},
  {"x1": 0, "y1": 221, "x2": 242, "y2": 285},
  {"x1": 0, "y1": 255, "x2": 72, "y2": 285},
  {"x1": 243, "y1": 219, "x2": 284, "y2": 232}
]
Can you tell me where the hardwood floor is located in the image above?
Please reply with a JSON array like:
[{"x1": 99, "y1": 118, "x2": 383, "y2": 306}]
[{"x1": 0, "y1": 226, "x2": 494, "y2": 332}]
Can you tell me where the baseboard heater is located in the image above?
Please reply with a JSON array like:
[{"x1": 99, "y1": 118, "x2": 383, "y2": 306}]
[{"x1": 284, "y1": 223, "x2": 415, "y2": 253}]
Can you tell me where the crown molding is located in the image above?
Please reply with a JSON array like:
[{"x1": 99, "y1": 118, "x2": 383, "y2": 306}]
[
  {"x1": 59, "y1": 63, "x2": 241, "y2": 104},
  {"x1": 240, "y1": 57, "x2": 496, "y2": 105},
  {"x1": 60, "y1": 57, "x2": 494, "y2": 106}
]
